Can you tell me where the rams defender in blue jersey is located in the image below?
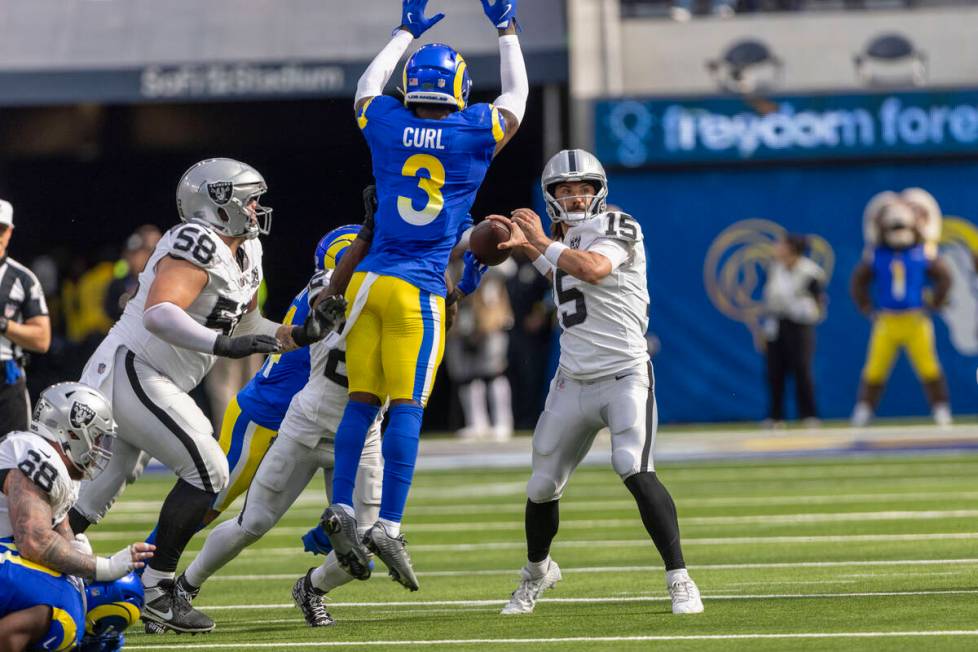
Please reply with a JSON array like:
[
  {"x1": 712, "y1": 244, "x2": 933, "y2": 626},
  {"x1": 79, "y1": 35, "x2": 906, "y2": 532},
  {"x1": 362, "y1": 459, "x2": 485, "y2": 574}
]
[
  {"x1": 321, "y1": 0, "x2": 528, "y2": 591},
  {"x1": 851, "y1": 197, "x2": 953, "y2": 426}
]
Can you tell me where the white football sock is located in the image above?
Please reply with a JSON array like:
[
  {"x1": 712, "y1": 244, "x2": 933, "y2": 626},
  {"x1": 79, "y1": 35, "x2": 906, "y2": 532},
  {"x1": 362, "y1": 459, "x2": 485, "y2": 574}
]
[
  {"x1": 378, "y1": 518, "x2": 400, "y2": 537},
  {"x1": 933, "y1": 403, "x2": 952, "y2": 427},
  {"x1": 184, "y1": 519, "x2": 258, "y2": 589},
  {"x1": 142, "y1": 567, "x2": 174, "y2": 589},
  {"x1": 310, "y1": 551, "x2": 356, "y2": 593},
  {"x1": 666, "y1": 567, "x2": 690, "y2": 585},
  {"x1": 526, "y1": 556, "x2": 551, "y2": 579}
]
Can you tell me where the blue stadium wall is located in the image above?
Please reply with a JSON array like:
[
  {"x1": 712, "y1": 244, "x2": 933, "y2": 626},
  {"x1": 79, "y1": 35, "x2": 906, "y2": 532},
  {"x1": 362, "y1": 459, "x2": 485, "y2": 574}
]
[{"x1": 602, "y1": 161, "x2": 978, "y2": 423}]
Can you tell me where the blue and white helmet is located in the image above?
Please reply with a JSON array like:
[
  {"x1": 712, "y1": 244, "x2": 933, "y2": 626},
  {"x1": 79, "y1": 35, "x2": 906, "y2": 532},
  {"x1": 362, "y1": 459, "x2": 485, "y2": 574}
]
[{"x1": 402, "y1": 44, "x2": 472, "y2": 111}]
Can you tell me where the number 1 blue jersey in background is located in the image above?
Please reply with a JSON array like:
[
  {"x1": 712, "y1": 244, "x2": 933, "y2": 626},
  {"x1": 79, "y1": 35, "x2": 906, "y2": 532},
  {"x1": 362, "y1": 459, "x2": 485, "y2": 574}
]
[
  {"x1": 870, "y1": 244, "x2": 929, "y2": 311},
  {"x1": 356, "y1": 94, "x2": 505, "y2": 296}
]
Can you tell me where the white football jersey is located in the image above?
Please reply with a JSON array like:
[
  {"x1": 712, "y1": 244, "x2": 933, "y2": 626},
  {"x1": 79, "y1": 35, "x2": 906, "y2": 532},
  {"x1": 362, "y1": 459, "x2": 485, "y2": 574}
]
[
  {"x1": 109, "y1": 222, "x2": 264, "y2": 391},
  {"x1": 0, "y1": 432, "x2": 78, "y2": 539},
  {"x1": 283, "y1": 270, "x2": 384, "y2": 447},
  {"x1": 553, "y1": 211, "x2": 650, "y2": 380}
]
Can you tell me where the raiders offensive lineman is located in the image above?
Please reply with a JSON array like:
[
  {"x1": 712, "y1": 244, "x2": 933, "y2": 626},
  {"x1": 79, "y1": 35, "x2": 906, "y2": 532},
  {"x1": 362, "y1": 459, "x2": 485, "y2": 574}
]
[
  {"x1": 0, "y1": 382, "x2": 153, "y2": 652},
  {"x1": 488, "y1": 149, "x2": 703, "y2": 615},
  {"x1": 176, "y1": 229, "x2": 384, "y2": 629},
  {"x1": 64, "y1": 158, "x2": 338, "y2": 634}
]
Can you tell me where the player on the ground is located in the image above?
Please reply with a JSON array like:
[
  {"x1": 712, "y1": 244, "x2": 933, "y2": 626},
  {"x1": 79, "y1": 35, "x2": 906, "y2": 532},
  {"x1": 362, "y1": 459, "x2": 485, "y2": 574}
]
[
  {"x1": 0, "y1": 382, "x2": 154, "y2": 652},
  {"x1": 487, "y1": 149, "x2": 704, "y2": 616},
  {"x1": 170, "y1": 223, "x2": 385, "y2": 629},
  {"x1": 851, "y1": 194, "x2": 953, "y2": 426},
  {"x1": 63, "y1": 158, "x2": 340, "y2": 635},
  {"x1": 320, "y1": 0, "x2": 528, "y2": 592},
  {"x1": 138, "y1": 189, "x2": 380, "y2": 561}
]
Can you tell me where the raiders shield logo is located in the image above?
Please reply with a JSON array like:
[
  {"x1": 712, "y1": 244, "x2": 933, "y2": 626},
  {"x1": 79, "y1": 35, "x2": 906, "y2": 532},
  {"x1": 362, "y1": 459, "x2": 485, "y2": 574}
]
[
  {"x1": 69, "y1": 402, "x2": 97, "y2": 429},
  {"x1": 207, "y1": 181, "x2": 234, "y2": 205},
  {"x1": 569, "y1": 235, "x2": 582, "y2": 250}
]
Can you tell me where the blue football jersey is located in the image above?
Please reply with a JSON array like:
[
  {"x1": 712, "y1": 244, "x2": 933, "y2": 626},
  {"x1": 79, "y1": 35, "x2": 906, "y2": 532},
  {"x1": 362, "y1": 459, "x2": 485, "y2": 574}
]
[
  {"x1": 871, "y1": 245, "x2": 929, "y2": 311},
  {"x1": 235, "y1": 273, "x2": 324, "y2": 430},
  {"x1": 356, "y1": 95, "x2": 505, "y2": 296}
]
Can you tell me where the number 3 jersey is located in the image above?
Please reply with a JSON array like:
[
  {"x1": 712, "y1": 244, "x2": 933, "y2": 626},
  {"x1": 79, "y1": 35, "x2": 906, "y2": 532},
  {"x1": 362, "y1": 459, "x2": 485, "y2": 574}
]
[
  {"x1": 0, "y1": 432, "x2": 77, "y2": 538},
  {"x1": 103, "y1": 222, "x2": 264, "y2": 391},
  {"x1": 356, "y1": 95, "x2": 506, "y2": 296},
  {"x1": 553, "y1": 212, "x2": 650, "y2": 380}
]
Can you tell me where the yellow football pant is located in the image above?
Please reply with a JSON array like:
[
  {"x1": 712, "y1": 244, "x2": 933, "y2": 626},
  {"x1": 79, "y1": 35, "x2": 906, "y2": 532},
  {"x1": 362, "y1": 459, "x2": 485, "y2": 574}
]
[{"x1": 862, "y1": 310, "x2": 942, "y2": 384}]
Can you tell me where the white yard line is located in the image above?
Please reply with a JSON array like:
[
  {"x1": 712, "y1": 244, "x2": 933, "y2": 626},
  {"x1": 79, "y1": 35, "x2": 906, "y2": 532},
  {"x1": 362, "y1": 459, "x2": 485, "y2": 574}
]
[
  {"x1": 190, "y1": 588, "x2": 978, "y2": 611},
  {"x1": 124, "y1": 630, "x2": 978, "y2": 649},
  {"x1": 198, "y1": 557, "x2": 978, "y2": 581}
]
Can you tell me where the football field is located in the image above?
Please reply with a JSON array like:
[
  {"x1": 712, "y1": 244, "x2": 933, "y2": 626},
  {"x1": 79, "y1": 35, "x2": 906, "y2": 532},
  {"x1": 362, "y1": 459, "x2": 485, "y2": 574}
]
[{"x1": 89, "y1": 449, "x2": 978, "y2": 651}]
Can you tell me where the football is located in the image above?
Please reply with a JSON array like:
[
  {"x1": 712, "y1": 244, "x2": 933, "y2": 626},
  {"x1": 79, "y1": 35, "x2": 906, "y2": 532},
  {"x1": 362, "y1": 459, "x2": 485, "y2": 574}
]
[{"x1": 469, "y1": 220, "x2": 511, "y2": 266}]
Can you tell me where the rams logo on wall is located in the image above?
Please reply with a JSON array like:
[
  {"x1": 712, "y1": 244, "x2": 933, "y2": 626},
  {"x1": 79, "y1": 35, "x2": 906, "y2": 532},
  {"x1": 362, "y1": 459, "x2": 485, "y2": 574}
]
[
  {"x1": 938, "y1": 217, "x2": 978, "y2": 356},
  {"x1": 703, "y1": 219, "x2": 834, "y2": 348}
]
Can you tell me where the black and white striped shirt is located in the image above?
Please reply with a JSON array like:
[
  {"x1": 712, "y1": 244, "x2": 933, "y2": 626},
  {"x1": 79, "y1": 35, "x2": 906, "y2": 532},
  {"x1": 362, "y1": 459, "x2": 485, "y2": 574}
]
[{"x1": 0, "y1": 256, "x2": 48, "y2": 362}]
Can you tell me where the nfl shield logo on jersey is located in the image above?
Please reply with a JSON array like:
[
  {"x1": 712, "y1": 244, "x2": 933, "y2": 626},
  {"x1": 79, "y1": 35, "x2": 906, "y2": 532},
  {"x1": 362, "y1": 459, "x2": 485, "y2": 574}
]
[
  {"x1": 207, "y1": 181, "x2": 234, "y2": 205},
  {"x1": 69, "y1": 401, "x2": 97, "y2": 429}
]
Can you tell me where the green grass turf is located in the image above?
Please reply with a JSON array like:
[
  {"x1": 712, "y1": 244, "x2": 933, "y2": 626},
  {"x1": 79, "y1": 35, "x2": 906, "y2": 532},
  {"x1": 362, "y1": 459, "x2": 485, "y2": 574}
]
[{"x1": 92, "y1": 452, "x2": 978, "y2": 651}]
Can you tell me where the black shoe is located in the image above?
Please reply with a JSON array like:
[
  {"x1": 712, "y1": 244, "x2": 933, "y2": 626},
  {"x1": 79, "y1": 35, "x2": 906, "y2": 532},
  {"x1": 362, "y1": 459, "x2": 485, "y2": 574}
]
[
  {"x1": 142, "y1": 579, "x2": 215, "y2": 634},
  {"x1": 321, "y1": 505, "x2": 371, "y2": 580},
  {"x1": 292, "y1": 569, "x2": 335, "y2": 627}
]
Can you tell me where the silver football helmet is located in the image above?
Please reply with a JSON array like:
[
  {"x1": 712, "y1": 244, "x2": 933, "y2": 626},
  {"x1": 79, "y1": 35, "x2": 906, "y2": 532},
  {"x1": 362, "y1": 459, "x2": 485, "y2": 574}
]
[
  {"x1": 541, "y1": 149, "x2": 609, "y2": 224},
  {"x1": 30, "y1": 382, "x2": 115, "y2": 480},
  {"x1": 176, "y1": 158, "x2": 272, "y2": 239}
]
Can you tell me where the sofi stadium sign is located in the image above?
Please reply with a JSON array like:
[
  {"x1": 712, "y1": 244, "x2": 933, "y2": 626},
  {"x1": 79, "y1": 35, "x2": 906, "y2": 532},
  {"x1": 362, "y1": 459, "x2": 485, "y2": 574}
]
[{"x1": 595, "y1": 90, "x2": 978, "y2": 166}]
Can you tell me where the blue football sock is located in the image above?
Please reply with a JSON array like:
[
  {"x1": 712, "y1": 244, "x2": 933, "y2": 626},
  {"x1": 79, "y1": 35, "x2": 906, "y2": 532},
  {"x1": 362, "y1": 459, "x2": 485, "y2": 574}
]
[
  {"x1": 332, "y1": 400, "x2": 381, "y2": 507},
  {"x1": 379, "y1": 404, "x2": 424, "y2": 523}
]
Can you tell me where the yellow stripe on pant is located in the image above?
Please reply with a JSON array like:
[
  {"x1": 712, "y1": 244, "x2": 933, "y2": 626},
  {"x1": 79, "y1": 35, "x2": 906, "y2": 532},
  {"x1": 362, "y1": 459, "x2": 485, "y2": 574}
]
[
  {"x1": 213, "y1": 397, "x2": 278, "y2": 513},
  {"x1": 344, "y1": 272, "x2": 446, "y2": 406}
]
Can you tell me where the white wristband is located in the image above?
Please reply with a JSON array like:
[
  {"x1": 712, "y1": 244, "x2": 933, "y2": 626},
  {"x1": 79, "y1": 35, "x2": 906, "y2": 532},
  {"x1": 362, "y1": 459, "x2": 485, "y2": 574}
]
[
  {"x1": 531, "y1": 254, "x2": 554, "y2": 276},
  {"x1": 544, "y1": 242, "x2": 568, "y2": 267}
]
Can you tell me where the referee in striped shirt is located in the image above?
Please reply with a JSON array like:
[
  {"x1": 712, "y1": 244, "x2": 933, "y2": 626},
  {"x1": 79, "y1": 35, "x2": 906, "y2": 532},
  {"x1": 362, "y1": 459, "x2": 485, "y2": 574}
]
[{"x1": 0, "y1": 199, "x2": 50, "y2": 438}]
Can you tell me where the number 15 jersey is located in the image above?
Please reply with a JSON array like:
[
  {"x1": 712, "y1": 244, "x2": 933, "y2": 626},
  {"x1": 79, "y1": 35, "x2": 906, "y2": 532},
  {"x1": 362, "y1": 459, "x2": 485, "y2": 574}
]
[
  {"x1": 110, "y1": 222, "x2": 264, "y2": 391},
  {"x1": 553, "y1": 212, "x2": 650, "y2": 380},
  {"x1": 356, "y1": 95, "x2": 506, "y2": 296}
]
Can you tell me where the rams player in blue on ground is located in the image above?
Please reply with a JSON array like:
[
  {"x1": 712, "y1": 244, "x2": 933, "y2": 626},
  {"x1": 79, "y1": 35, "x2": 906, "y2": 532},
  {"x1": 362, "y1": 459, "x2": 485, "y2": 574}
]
[
  {"x1": 0, "y1": 382, "x2": 153, "y2": 652},
  {"x1": 321, "y1": 0, "x2": 528, "y2": 591}
]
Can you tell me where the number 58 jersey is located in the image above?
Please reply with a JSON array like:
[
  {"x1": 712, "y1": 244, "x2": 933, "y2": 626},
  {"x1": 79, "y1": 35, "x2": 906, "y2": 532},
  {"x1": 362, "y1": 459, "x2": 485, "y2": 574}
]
[
  {"x1": 554, "y1": 212, "x2": 650, "y2": 380},
  {"x1": 0, "y1": 432, "x2": 77, "y2": 538},
  {"x1": 109, "y1": 222, "x2": 264, "y2": 391}
]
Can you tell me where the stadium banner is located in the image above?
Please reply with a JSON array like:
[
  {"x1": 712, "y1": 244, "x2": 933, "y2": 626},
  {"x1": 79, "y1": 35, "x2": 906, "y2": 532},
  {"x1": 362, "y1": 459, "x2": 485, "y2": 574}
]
[
  {"x1": 595, "y1": 89, "x2": 978, "y2": 167},
  {"x1": 599, "y1": 161, "x2": 978, "y2": 423}
]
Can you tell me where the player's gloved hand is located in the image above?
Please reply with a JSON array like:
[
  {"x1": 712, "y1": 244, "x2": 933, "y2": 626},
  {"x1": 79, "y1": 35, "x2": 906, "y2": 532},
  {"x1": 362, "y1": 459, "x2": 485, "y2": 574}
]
[
  {"x1": 213, "y1": 334, "x2": 279, "y2": 359},
  {"x1": 399, "y1": 0, "x2": 445, "y2": 38},
  {"x1": 361, "y1": 185, "x2": 377, "y2": 242},
  {"x1": 457, "y1": 251, "x2": 489, "y2": 296},
  {"x1": 480, "y1": 0, "x2": 518, "y2": 29},
  {"x1": 292, "y1": 296, "x2": 347, "y2": 347},
  {"x1": 94, "y1": 542, "x2": 155, "y2": 581}
]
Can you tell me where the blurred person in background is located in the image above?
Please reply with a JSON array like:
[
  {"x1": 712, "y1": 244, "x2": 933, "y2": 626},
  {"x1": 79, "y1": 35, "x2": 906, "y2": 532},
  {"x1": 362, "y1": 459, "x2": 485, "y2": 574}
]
[
  {"x1": 105, "y1": 224, "x2": 163, "y2": 322},
  {"x1": 761, "y1": 233, "x2": 826, "y2": 428},
  {"x1": 506, "y1": 249, "x2": 556, "y2": 429},
  {"x1": 0, "y1": 199, "x2": 51, "y2": 438},
  {"x1": 851, "y1": 193, "x2": 953, "y2": 427},
  {"x1": 446, "y1": 260, "x2": 515, "y2": 441}
]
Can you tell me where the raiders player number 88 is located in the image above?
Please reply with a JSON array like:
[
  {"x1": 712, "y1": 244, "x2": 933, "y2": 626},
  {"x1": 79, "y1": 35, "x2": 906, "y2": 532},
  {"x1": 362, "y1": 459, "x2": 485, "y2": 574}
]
[{"x1": 487, "y1": 149, "x2": 703, "y2": 616}]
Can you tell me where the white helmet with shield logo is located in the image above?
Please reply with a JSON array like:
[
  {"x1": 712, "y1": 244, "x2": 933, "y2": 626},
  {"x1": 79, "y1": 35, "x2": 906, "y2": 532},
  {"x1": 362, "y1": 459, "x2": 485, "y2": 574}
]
[
  {"x1": 176, "y1": 158, "x2": 272, "y2": 239},
  {"x1": 30, "y1": 382, "x2": 115, "y2": 480},
  {"x1": 541, "y1": 149, "x2": 609, "y2": 224}
]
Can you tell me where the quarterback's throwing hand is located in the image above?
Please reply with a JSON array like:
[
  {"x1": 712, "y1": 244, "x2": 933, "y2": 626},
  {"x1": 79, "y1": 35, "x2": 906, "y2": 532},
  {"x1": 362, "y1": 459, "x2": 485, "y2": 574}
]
[
  {"x1": 487, "y1": 215, "x2": 527, "y2": 250},
  {"x1": 511, "y1": 208, "x2": 549, "y2": 249},
  {"x1": 213, "y1": 334, "x2": 280, "y2": 359},
  {"x1": 400, "y1": 0, "x2": 445, "y2": 38}
]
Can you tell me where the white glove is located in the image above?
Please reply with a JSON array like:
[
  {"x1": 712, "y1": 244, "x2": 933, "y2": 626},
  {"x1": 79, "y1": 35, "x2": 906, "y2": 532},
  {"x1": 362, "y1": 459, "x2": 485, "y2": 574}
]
[
  {"x1": 94, "y1": 545, "x2": 138, "y2": 581},
  {"x1": 71, "y1": 533, "x2": 93, "y2": 556}
]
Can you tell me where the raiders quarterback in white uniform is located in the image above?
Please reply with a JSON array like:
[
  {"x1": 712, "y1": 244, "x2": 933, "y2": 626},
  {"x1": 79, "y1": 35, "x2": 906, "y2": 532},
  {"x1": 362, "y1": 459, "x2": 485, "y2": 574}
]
[
  {"x1": 488, "y1": 149, "x2": 703, "y2": 616},
  {"x1": 0, "y1": 383, "x2": 152, "y2": 652},
  {"x1": 65, "y1": 158, "x2": 338, "y2": 634},
  {"x1": 178, "y1": 264, "x2": 384, "y2": 629}
]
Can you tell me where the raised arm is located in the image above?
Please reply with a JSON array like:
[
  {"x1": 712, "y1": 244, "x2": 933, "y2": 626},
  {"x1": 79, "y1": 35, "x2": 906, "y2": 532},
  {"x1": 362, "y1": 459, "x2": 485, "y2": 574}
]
[
  {"x1": 354, "y1": 1, "x2": 445, "y2": 115},
  {"x1": 481, "y1": 1, "x2": 527, "y2": 156}
]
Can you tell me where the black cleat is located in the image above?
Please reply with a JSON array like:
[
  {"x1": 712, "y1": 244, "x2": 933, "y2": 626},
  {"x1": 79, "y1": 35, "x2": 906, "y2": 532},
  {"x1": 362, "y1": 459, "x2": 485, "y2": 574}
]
[
  {"x1": 142, "y1": 579, "x2": 215, "y2": 634},
  {"x1": 292, "y1": 569, "x2": 335, "y2": 627}
]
